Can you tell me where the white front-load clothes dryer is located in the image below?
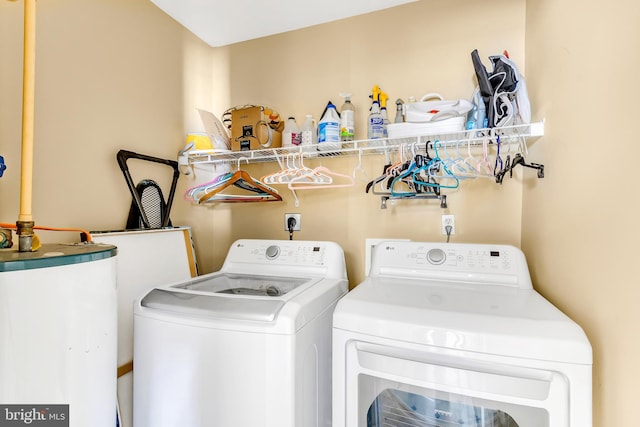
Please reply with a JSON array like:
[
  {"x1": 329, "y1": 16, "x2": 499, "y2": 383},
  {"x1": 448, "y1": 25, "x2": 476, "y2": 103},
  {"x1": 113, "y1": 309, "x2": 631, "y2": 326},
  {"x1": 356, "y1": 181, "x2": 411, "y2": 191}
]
[
  {"x1": 133, "y1": 239, "x2": 348, "y2": 427},
  {"x1": 333, "y1": 242, "x2": 592, "y2": 427}
]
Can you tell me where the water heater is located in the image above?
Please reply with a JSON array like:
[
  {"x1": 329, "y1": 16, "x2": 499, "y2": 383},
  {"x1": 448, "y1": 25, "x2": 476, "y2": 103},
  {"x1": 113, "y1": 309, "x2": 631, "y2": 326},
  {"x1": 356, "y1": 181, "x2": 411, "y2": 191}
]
[{"x1": 0, "y1": 243, "x2": 117, "y2": 427}]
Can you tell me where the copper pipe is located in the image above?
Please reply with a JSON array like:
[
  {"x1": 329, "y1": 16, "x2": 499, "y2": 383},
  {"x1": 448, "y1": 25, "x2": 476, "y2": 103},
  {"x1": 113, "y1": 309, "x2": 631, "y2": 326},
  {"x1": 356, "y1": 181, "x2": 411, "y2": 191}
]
[{"x1": 17, "y1": 0, "x2": 36, "y2": 251}]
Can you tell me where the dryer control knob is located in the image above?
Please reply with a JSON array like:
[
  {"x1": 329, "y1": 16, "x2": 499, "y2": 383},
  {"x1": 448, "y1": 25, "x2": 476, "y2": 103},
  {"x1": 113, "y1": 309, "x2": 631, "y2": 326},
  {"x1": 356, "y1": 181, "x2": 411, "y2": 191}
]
[
  {"x1": 265, "y1": 245, "x2": 280, "y2": 259},
  {"x1": 427, "y1": 248, "x2": 446, "y2": 265}
]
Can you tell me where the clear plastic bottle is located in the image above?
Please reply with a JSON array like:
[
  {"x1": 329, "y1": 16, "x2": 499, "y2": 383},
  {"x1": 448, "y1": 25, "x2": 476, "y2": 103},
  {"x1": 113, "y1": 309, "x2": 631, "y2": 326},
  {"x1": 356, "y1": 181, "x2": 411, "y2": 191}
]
[
  {"x1": 339, "y1": 93, "x2": 355, "y2": 141},
  {"x1": 282, "y1": 116, "x2": 301, "y2": 147},
  {"x1": 394, "y1": 99, "x2": 404, "y2": 123},
  {"x1": 300, "y1": 114, "x2": 317, "y2": 147},
  {"x1": 318, "y1": 101, "x2": 341, "y2": 151},
  {"x1": 380, "y1": 92, "x2": 390, "y2": 137},
  {"x1": 367, "y1": 101, "x2": 385, "y2": 139},
  {"x1": 380, "y1": 107, "x2": 389, "y2": 137}
]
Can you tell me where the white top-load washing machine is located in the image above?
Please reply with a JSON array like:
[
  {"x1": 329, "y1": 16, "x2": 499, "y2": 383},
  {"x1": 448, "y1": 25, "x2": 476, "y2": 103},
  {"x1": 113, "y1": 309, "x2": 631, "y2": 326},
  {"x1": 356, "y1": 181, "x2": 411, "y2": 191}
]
[
  {"x1": 333, "y1": 242, "x2": 592, "y2": 427},
  {"x1": 133, "y1": 239, "x2": 348, "y2": 427}
]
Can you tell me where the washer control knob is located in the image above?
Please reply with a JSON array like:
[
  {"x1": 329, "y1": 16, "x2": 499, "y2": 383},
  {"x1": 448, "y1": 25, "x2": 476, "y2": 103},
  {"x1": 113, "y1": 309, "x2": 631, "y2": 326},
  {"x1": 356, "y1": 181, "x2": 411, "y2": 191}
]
[
  {"x1": 427, "y1": 248, "x2": 446, "y2": 265},
  {"x1": 265, "y1": 245, "x2": 280, "y2": 260}
]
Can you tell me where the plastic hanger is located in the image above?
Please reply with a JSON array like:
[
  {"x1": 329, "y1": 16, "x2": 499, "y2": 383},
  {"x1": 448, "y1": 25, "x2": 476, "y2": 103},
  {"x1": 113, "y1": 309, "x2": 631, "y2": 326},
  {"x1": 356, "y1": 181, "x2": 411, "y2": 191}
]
[
  {"x1": 262, "y1": 152, "x2": 332, "y2": 185},
  {"x1": 365, "y1": 162, "x2": 393, "y2": 195},
  {"x1": 352, "y1": 149, "x2": 368, "y2": 183},
  {"x1": 288, "y1": 165, "x2": 354, "y2": 190},
  {"x1": 493, "y1": 134, "x2": 504, "y2": 176},
  {"x1": 413, "y1": 141, "x2": 459, "y2": 189},
  {"x1": 474, "y1": 133, "x2": 495, "y2": 177},
  {"x1": 287, "y1": 164, "x2": 355, "y2": 206},
  {"x1": 389, "y1": 141, "x2": 439, "y2": 196},
  {"x1": 382, "y1": 151, "x2": 448, "y2": 209},
  {"x1": 450, "y1": 138, "x2": 477, "y2": 177},
  {"x1": 184, "y1": 172, "x2": 232, "y2": 202},
  {"x1": 495, "y1": 152, "x2": 544, "y2": 184},
  {"x1": 389, "y1": 157, "x2": 420, "y2": 197}
]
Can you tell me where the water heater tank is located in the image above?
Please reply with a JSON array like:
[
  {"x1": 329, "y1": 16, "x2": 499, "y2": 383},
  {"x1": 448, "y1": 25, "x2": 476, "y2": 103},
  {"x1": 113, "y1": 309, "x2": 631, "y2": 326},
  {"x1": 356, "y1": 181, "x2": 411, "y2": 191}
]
[{"x1": 0, "y1": 242, "x2": 117, "y2": 427}]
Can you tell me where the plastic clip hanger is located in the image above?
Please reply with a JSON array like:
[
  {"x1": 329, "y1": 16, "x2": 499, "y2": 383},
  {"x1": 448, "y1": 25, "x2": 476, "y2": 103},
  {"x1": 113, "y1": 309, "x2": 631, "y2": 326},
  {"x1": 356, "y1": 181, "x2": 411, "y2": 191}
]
[{"x1": 494, "y1": 152, "x2": 544, "y2": 184}]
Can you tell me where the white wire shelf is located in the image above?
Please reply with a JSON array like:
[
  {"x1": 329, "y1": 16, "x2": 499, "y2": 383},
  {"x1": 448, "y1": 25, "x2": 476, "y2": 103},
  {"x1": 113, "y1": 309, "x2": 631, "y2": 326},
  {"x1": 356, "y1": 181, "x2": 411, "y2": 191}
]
[{"x1": 187, "y1": 121, "x2": 544, "y2": 166}]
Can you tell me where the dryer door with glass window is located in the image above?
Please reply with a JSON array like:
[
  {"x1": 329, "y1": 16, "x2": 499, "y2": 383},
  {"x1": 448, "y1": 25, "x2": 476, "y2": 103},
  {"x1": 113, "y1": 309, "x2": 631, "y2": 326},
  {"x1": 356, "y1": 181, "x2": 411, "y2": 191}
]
[{"x1": 347, "y1": 341, "x2": 571, "y2": 427}]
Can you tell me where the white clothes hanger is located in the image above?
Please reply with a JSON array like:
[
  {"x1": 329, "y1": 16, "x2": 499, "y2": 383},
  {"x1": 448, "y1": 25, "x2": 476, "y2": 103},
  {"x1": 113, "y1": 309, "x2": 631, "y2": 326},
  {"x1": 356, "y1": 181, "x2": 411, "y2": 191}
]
[
  {"x1": 262, "y1": 152, "x2": 332, "y2": 185},
  {"x1": 352, "y1": 148, "x2": 368, "y2": 183},
  {"x1": 287, "y1": 163, "x2": 355, "y2": 206}
]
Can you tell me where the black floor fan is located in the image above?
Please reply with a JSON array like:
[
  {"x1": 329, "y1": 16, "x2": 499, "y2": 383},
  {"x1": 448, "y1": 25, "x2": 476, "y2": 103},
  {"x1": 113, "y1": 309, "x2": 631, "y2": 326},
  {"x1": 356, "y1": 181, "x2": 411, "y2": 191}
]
[{"x1": 117, "y1": 150, "x2": 180, "y2": 229}]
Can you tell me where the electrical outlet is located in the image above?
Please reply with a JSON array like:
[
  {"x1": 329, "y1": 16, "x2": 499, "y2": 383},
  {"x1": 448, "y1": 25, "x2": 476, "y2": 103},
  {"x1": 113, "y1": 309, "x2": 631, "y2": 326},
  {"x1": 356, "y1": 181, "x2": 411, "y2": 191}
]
[
  {"x1": 284, "y1": 213, "x2": 301, "y2": 231},
  {"x1": 441, "y1": 214, "x2": 455, "y2": 235}
]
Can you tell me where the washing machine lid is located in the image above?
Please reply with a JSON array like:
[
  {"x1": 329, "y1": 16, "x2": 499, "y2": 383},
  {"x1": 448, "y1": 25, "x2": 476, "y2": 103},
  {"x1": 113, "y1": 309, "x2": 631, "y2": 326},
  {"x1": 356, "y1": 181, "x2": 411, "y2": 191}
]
[
  {"x1": 175, "y1": 273, "x2": 308, "y2": 296},
  {"x1": 333, "y1": 277, "x2": 592, "y2": 364},
  {"x1": 141, "y1": 273, "x2": 315, "y2": 322}
]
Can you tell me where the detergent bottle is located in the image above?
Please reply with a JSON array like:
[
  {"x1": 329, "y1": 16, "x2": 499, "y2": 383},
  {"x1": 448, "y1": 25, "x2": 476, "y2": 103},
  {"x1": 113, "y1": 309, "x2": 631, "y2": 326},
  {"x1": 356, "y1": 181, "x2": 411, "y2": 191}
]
[
  {"x1": 317, "y1": 101, "x2": 341, "y2": 151},
  {"x1": 300, "y1": 114, "x2": 317, "y2": 147},
  {"x1": 282, "y1": 117, "x2": 301, "y2": 147},
  {"x1": 339, "y1": 93, "x2": 355, "y2": 141}
]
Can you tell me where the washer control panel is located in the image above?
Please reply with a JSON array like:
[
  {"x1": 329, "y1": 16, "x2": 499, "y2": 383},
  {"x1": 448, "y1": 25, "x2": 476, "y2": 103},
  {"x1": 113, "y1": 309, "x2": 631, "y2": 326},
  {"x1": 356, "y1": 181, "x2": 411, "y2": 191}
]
[
  {"x1": 226, "y1": 239, "x2": 341, "y2": 267},
  {"x1": 224, "y1": 240, "x2": 347, "y2": 279},
  {"x1": 261, "y1": 243, "x2": 324, "y2": 264}
]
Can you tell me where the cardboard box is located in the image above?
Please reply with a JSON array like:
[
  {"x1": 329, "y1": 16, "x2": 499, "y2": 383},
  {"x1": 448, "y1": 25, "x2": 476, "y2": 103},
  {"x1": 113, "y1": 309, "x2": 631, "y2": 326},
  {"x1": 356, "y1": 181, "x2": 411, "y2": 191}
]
[{"x1": 231, "y1": 106, "x2": 282, "y2": 151}]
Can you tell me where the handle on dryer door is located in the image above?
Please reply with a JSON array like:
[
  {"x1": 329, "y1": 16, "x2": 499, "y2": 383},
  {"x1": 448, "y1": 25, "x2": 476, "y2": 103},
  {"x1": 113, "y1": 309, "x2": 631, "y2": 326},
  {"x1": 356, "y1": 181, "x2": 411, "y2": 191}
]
[{"x1": 354, "y1": 342, "x2": 554, "y2": 401}]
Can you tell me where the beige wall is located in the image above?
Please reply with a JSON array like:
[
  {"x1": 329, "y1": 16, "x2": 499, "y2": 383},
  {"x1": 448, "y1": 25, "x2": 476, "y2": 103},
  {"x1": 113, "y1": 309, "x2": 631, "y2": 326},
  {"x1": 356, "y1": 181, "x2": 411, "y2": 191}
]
[
  {"x1": 1, "y1": 0, "x2": 633, "y2": 425},
  {"x1": 0, "y1": 0, "x2": 525, "y2": 276},
  {"x1": 523, "y1": 0, "x2": 640, "y2": 426},
  {"x1": 1, "y1": 0, "x2": 187, "y2": 230},
  {"x1": 0, "y1": 0, "x2": 227, "y2": 270},
  {"x1": 217, "y1": 0, "x2": 527, "y2": 284}
]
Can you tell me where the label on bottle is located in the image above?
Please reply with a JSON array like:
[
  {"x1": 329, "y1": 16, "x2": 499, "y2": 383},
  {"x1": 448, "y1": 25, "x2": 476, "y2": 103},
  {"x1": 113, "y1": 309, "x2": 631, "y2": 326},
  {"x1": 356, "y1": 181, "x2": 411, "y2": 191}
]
[
  {"x1": 291, "y1": 132, "x2": 301, "y2": 146},
  {"x1": 301, "y1": 130, "x2": 313, "y2": 145},
  {"x1": 340, "y1": 110, "x2": 355, "y2": 140},
  {"x1": 318, "y1": 121, "x2": 340, "y2": 143},
  {"x1": 369, "y1": 116, "x2": 385, "y2": 139}
]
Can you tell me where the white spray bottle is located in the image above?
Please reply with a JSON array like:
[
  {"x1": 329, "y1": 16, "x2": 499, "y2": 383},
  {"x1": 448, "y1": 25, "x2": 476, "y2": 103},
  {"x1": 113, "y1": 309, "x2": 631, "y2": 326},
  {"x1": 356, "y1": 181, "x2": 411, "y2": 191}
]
[
  {"x1": 368, "y1": 85, "x2": 384, "y2": 139},
  {"x1": 379, "y1": 91, "x2": 390, "y2": 137},
  {"x1": 339, "y1": 92, "x2": 355, "y2": 141}
]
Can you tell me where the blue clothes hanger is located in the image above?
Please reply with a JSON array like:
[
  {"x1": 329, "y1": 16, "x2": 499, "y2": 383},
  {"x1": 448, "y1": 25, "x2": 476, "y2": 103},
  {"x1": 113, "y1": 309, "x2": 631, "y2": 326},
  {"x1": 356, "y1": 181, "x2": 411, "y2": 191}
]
[{"x1": 411, "y1": 140, "x2": 459, "y2": 190}]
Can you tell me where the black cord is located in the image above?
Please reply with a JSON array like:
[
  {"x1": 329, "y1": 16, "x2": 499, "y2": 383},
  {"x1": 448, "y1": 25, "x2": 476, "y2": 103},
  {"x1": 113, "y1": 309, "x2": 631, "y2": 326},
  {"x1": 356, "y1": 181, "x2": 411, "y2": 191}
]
[
  {"x1": 287, "y1": 217, "x2": 296, "y2": 241},
  {"x1": 445, "y1": 225, "x2": 452, "y2": 243}
]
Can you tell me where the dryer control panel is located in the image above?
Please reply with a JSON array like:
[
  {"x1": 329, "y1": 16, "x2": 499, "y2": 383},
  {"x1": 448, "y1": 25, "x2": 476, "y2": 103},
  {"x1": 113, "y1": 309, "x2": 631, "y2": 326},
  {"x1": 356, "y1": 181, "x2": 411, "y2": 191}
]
[{"x1": 370, "y1": 242, "x2": 532, "y2": 289}]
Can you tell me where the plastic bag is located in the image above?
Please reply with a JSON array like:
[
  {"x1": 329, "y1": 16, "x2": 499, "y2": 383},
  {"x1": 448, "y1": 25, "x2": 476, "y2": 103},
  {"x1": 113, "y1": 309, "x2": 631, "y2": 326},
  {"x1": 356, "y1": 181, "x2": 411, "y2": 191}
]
[{"x1": 470, "y1": 50, "x2": 531, "y2": 128}]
